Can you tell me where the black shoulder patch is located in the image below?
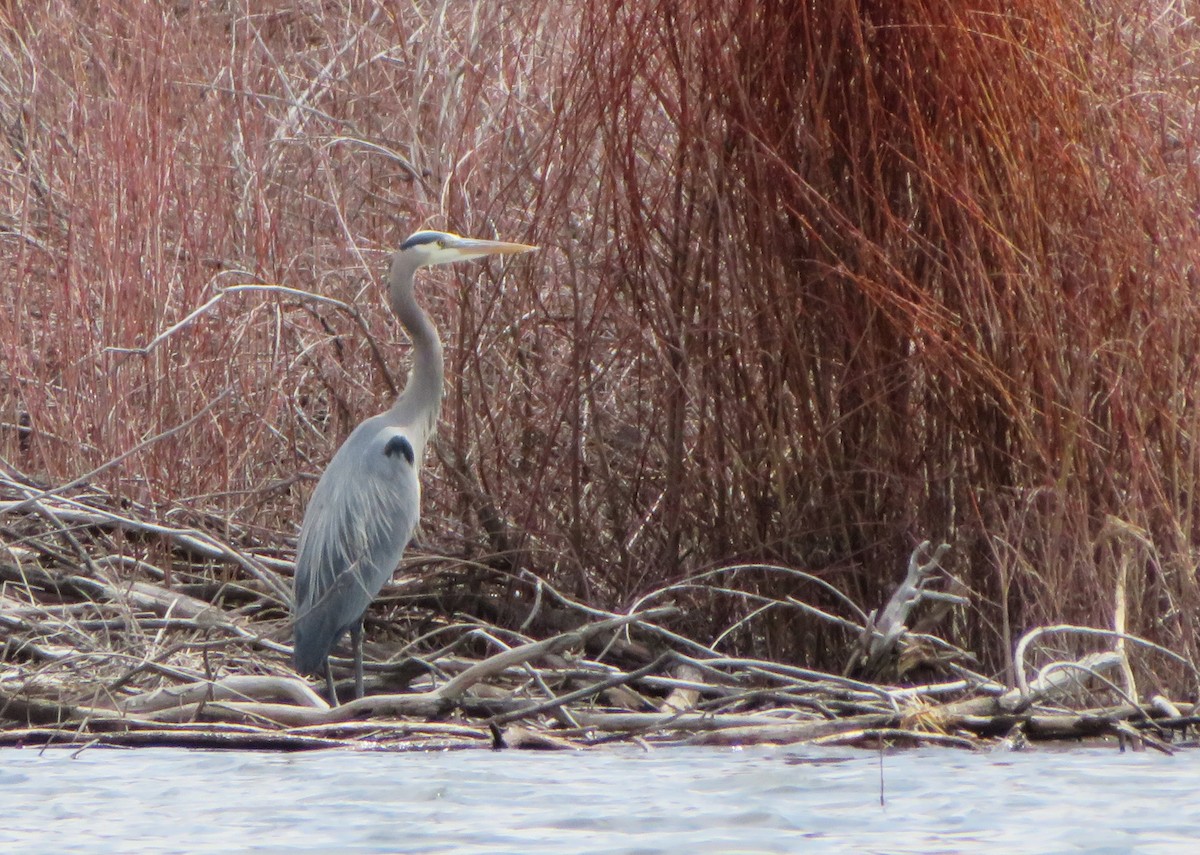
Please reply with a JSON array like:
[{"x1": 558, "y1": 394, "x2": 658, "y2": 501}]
[
  {"x1": 383, "y1": 435, "x2": 415, "y2": 465},
  {"x1": 399, "y1": 231, "x2": 443, "y2": 251}
]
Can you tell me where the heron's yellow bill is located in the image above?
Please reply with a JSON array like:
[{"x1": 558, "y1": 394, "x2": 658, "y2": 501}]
[{"x1": 445, "y1": 236, "x2": 538, "y2": 257}]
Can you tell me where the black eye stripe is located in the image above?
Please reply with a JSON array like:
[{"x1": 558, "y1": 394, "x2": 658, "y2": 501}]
[{"x1": 399, "y1": 232, "x2": 444, "y2": 251}]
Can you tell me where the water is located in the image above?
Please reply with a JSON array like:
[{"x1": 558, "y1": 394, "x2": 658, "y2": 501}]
[{"x1": 1, "y1": 744, "x2": 1196, "y2": 853}]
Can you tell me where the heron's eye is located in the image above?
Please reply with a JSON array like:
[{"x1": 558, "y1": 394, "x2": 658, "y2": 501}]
[{"x1": 437, "y1": 239, "x2": 446, "y2": 248}]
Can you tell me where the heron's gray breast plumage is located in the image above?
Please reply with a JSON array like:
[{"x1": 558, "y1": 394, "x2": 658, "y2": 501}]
[{"x1": 293, "y1": 414, "x2": 421, "y2": 644}]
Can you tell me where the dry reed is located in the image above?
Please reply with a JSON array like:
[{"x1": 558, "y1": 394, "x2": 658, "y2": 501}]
[{"x1": 2, "y1": 0, "x2": 1200, "y2": 703}]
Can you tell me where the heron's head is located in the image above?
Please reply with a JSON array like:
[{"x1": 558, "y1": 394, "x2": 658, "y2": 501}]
[{"x1": 398, "y1": 230, "x2": 537, "y2": 267}]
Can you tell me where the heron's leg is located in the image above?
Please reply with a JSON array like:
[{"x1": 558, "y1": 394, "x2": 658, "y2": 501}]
[
  {"x1": 324, "y1": 659, "x2": 339, "y2": 706},
  {"x1": 351, "y1": 621, "x2": 365, "y2": 699}
]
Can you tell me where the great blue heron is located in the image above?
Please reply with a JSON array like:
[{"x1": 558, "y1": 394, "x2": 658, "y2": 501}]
[{"x1": 292, "y1": 230, "x2": 537, "y2": 703}]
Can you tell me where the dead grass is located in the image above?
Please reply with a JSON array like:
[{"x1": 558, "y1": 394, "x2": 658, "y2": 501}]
[{"x1": 2, "y1": 0, "x2": 1200, "y2": 692}]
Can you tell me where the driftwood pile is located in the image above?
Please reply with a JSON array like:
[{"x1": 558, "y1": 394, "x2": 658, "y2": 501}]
[{"x1": 2, "y1": 468, "x2": 1197, "y2": 753}]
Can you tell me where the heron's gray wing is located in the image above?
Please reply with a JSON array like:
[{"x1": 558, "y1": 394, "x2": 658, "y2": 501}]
[{"x1": 292, "y1": 419, "x2": 420, "y2": 674}]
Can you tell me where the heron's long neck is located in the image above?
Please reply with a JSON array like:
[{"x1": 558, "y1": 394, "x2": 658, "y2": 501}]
[{"x1": 386, "y1": 254, "x2": 444, "y2": 445}]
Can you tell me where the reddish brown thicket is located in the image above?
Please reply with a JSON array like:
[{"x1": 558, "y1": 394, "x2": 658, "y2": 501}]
[{"x1": 2, "y1": 1, "x2": 1198, "y2": 686}]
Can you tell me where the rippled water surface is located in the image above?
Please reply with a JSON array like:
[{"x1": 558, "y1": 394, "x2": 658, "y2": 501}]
[{"x1": 2, "y1": 743, "x2": 1197, "y2": 853}]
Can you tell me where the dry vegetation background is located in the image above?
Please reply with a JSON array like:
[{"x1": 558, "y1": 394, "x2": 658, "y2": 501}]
[{"x1": 2, "y1": 1, "x2": 1200, "y2": 688}]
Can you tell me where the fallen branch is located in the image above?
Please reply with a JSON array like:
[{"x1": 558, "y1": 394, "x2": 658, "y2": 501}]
[
  {"x1": 850, "y1": 541, "x2": 960, "y2": 678},
  {"x1": 119, "y1": 676, "x2": 328, "y2": 716},
  {"x1": 4, "y1": 484, "x2": 1199, "y2": 753}
]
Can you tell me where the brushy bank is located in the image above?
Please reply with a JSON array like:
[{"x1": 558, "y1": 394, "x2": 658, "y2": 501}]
[{"x1": 2, "y1": 1, "x2": 1200, "y2": 747}]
